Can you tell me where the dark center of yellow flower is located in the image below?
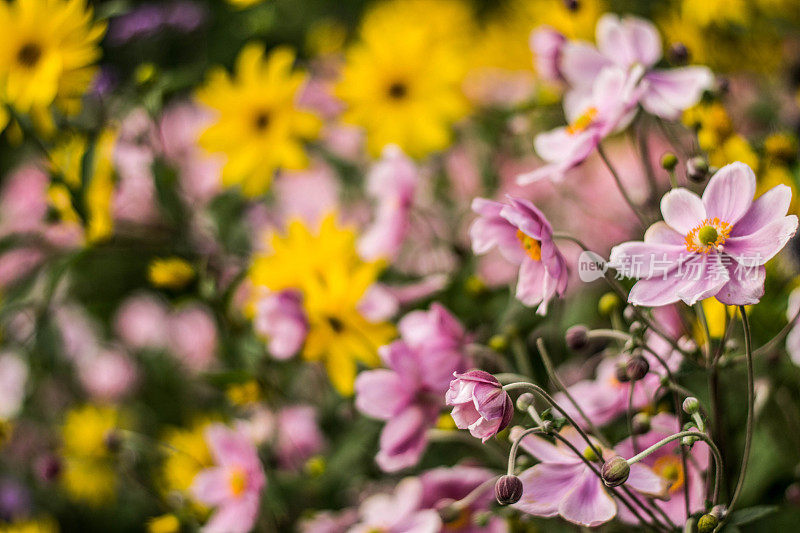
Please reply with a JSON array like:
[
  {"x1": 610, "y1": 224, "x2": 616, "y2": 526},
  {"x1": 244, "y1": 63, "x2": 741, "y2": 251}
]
[
  {"x1": 697, "y1": 225, "x2": 718, "y2": 246},
  {"x1": 327, "y1": 316, "x2": 345, "y2": 333},
  {"x1": 387, "y1": 81, "x2": 408, "y2": 100},
  {"x1": 253, "y1": 111, "x2": 271, "y2": 132},
  {"x1": 17, "y1": 42, "x2": 42, "y2": 68}
]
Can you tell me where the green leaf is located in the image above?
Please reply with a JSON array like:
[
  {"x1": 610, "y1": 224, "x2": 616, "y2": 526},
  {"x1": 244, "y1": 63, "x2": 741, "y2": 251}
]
[{"x1": 728, "y1": 505, "x2": 779, "y2": 526}]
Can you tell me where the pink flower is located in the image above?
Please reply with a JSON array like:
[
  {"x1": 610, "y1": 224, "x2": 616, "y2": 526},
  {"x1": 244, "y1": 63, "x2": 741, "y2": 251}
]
[
  {"x1": 113, "y1": 109, "x2": 160, "y2": 225},
  {"x1": 419, "y1": 465, "x2": 508, "y2": 532},
  {"x1": 274, "y1": 405, "x2": 326, "y2": 470},
  {"x1": 0, "y1": 248, "x2": 44, "y2": 289},
  {"x1": 355, "y1": 304, "x2": 469, "y2": 472},
  {"x1": 114, "y1": 293, "x2": 169, "y2": 350},
  {"x1": 518, "y1": 66, "x2": 643, "y2": 184},
  {"x1": 0, "y1": 164, "x2": 48, "y2": 236},
  {"x1": 77, "y1": 349, "x2": 138, "y2": 403},
  {"x1": 512, "y1": 427, "x2": 667, "y2": 527},
  {"x1": 191, "y1": 424, "x2": 266, "y2": 533},
  {"x1": 274, "y1": 162, "x2": 340, "y2": 227},
  {"x1": 561, "y1": 14, "x2": 714, "y2": 120},
  {"x1": 358, "y1": 145, "x2": 418, "y2": 262},
  {"x1": 0, "y1": 353, "x2": 28, "y2": 420},
  {"x1": 470, "y1": 196, "x2": 567, "y2": 314},
  {"x1": 167, "y1": 305, "x2": 218, "y2": 372},
  {"x1": 253, "y1": 291, "x2": 308, "y2": 360},
  {"x1": 348, "y1": 477, "x2": 441, "y2": 533},
  {"x1": 786, "y1": 289, "x2": 800, "y2": 366},
  {"x1": 530, "y1": 27, "x2": 567, "y2": 84},
  {"x1": 610, "y1": 162, "x2": 798, "y2": 306},
  {"x1": 615, "y1": 413, "x2": 708, "y2": 524},
  {"x1": 446, "y1": 370, "x2": 513, "y2": 442}
]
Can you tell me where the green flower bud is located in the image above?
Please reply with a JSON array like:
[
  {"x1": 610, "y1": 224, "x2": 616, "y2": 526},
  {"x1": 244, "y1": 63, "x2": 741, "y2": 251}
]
[
  {"x1": 661, "y1": 152, "x2": 678, "y2": 171},
  {"x1": 601, "y1": 456, "x2": 630, "y2": 487}
]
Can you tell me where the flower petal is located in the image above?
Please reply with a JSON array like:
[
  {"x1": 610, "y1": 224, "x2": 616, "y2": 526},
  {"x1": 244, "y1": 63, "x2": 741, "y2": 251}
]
[
  {"x1": 641, "y1": 67, "x2": 713, "y2": 120},
  {"x1": 702, "y1": 162, "x2": 756, "y2": 225},
  {"x1": 558, "y1": 467, "x2": 617, "y2": 527},
  {"x1": 723, "y1": 215, "x2": 798, "y2": 265},
  {"x1": 354, "y1": 369, "x2": 411, "y2": 420},
  {"x1": 560, "y1": 42, "x2": 611, "y2": 88},
  {"x1": 660, "y1": 188, "x2": 705, "y2": 235},
  {"x1": 731, "y1": 184, "x2": 793, "y2": 237},
  {"x1": 715, "y1": 262, "x2": 765, "y2": 306},
  {"x1": 514, "y1": 462, "x2": 585, "y2": 517}
]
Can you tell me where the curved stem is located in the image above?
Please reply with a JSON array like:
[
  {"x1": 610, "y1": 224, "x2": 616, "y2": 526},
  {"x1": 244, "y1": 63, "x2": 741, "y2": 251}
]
[
  {"x1": 535, "y1": 338, "x2": 611, "y2": 448},
  {"x1": 728, "y1": 306, "x2": 754, "y2": 512},
  {"x1": 598, "y1": 143, "x2": 648, "y2": 226},
  {"x1": 507, "y1": 427, "x2": 543, "y2": 475},
  {"x1": 626, "y1": 430, "x2": 723, "y2": 505}
]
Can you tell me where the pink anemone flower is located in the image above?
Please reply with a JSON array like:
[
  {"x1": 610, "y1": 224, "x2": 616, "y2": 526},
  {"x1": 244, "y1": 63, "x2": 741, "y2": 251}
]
[{"x1": 610, "y1": 162, "x2": 798, "y2": 307}]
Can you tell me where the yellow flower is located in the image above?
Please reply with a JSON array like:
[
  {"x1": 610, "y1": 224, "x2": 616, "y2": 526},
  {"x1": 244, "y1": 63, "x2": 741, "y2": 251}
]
[
  {"x1": 760, "y1": 164, "x2": 799, "y2": 215},
  {"x1": 249, "y1": 215, "x2": 395, "y2": 395},
  {"x1": 147, "y1": 515, "x2": 180, "y2": 533},
  {"x1": 0, "y1": 517, "x2": 58, "y2": 533},
  {"x1": 337, "y1": 0, "x2": 471, "y2": 158},
  {"x1": 196, "y1": 43, "x2": 321, "y2": 197},
  {"x1": 60, "y1": 405, "x2": 120, "y2": 505},
  {"x1": 226, "y1": 380, "x2": 261, "y2": 406},
  {"x1": 306, "y1": 18, "x2": 347, "y2": 57},
  {"x1": 683, "y1": 102, "x2": 758, "y2": 170},
  {"x1": 764, "y1": 132, "x2": 798, "y2": 163},
  {"x1": 225, "y1": 0, "x2": 265, "y2": 8},
  {"x1": 712, "y1": 135, "x2": 758, "y2": 170},
  {"x1": 681, "y1": 0, "x2": 748, "y2": 27},
  {"x1": 512, "y1": 0, "x2": 605, "y2": 41},
  {"x1": 160, "y1": 419, "x2": 213, "y2": 497},
  {"x1": 148, "y1": 257, "x2": 196, "y2": 289},
  {"x1": 48, "y1": 129, "x2": 117, "y2": 244},
  {"x1": 0, "y1": 0, "x2": 105, "y2": 122}
]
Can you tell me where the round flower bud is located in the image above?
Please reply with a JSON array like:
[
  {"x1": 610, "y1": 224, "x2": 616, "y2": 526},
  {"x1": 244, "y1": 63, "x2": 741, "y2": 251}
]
[
  {"x1": 615, "y1": 363, "x2": 631, "y2": 383},
  {"x1": 667, "y1": 42, "x2": 689, "y2": 65},
  {"x1": 598, "y1": 292, "x2": 621, "y2": 316},
  {"x1": 516, "y1": 393, "x2": 535, "y2": 412},
  {"x1": 682, "y1": 397, "x2": 700, "y2": 415},
  {"x1": 660, "y1": 152, "x2": 678, "y2": 171},
  {"x1": 626, "y1": 355, "x2": 649, "y2": 381},
  {"x1": 495, "y1": 475, "x2": 524, "y2": 505},
  {"x1": 601, "y1": 456, "x2": 630, "y2": 487},
  {"x1": 631, "y1": 412, "x2": 651, "y2": 435},
  {"x1": 35, "y1": 454, "x2": 62, "y2": 482},
  {"x1": 565, "y1": 325, "x2": 590, "y2": 351},
  {"x1": 687, "y1": 157, "x2": 710, "y2": 183},
  {"x1": 488, "y1": 334, "x2": 508, "y2": 352},
  {"x1": 697, "y1": 513, "x2": 719, "y2": 533},
  {"x1": 622, "y1": 305, "x2": 636, "y2": 322}
]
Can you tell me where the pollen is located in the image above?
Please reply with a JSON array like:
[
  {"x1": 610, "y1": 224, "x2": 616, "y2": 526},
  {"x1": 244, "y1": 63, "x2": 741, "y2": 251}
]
[
  {"x1": 229, "y1": 468, "x2": 248, "y2": 497},
  {"x1": 516, "y1": 229, "x2": 542, "y2": 261},
  {"x1": 653, "y1": 455, "x2": 685, "y2": 493},
  {"x1": 566, "y1": 107, "x2": 598, "y2": 135},
  {"x1": 685, "y1": 217, "x2": 730, "y2": 254},
  {"x1": 582, "y1": 446, "x2": 600, "y2": 462}
]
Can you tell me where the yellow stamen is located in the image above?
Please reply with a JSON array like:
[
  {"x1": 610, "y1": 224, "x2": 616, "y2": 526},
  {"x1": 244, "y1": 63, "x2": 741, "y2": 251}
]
[
  {"x1": 516, "y1": 229, "x2": 542, "y2": 261},
  {"x1": 653, "y1": 455, "x2": 685, "y2": 493},
  {"x1": 685, "y1": 217, "x2": 731, "y2": 254},
  {"x1": 229, "y1": 468, "x2": 248, "y2": 497},
  {"x1": 566, "y1": 107, "x2": 598, "y2": 135},
  {"x1": 583, "y1": 445, "x2": 600, "y2": 462}
]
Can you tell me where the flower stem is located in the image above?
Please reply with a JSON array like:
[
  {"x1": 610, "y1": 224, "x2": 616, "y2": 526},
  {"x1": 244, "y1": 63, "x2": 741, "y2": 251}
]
[
  {"x1": 728, "y1": 306, "x2": 754, "y2": 512},
  {"x1": 507, "y1": 427, "x2": 543, "y2": 475},
  {"x1": 510, "y1": 334, "x2": 534, "y2": 379},
  {"x1": 597, "y1": 143, "x2": 648, "y2": 226}
]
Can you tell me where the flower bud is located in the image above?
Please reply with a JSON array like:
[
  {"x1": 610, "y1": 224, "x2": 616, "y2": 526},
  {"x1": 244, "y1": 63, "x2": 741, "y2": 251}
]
[
  {"x1": 667, "y1": 42, "x2": 689, "y2": 65},
  {"x1": 687, "y1": 157, "x2": 710, "y2": 183},
  {"x1": 626, "y1": 355, "x2": 649, "y2": 381},
  {"x1": 697, "y1": 513, "x2": 719, "y2": 533},
  {"x1": 565, "y1": 325, "x2": 589, "y2": 351},
  {"x1": 598, "y1": 292, "x2": 620, "y2": 316},
  {"x1": 660, "y1": 152, "x2": 678, "y2": 171},
  {"x1": 615, "y1": 363, "x2": 631, "y2": 383},
  {"x1": 628, "y1": 321, "x2": 644, "y2": 336},
  {"x1": 447, "y1": 370, "x2": 514, "y2": 442},
  {"x1": 495, "y1": 474, "x2": 524, "y2": 505},
  {"x1": 35, "y1": 454, "x2": 62, "y2": 482},
  {"x1": 622, "y1": 305, "x2": 636, "y2": 322},
  {"x1": 516, "y1": 393, "x2": 535, "y2": 412},
  {"x1": 631, "y1": 412, "x2": 651, "y2": 435},
  {"x1": 682, "y1": 397, "x2": 700, "y2": 415},
  {"x1": 601, "y1": 456, "x2": 630, "y2": 487},
  {"x1": 488, "y1": 334, "x2": 508, "y2": 352}
]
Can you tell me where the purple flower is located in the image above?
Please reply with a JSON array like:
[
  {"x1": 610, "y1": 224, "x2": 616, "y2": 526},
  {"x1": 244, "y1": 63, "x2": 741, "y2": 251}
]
[
  {"x1": 253, "y1": 290, "x2": 308, "y2": 360},
  {"x1": 445, "y1": 370, "x2": 513, "y2": 442},
  {"x1": 191, "y1": 424, "x2": 266, "y2": 533},
  {"x1": 470, "y1": 196, "x2": 567, "y2": 314},
  {"x1": 349, "y1": 477, "x2": 442, "y2": 533},
  {"x1": 355, "y1": 304, "x2": 470, "y2": 472},
  {"x1": 560, "y1": 14, "x2": 714, "y2": 120},
  {"x1": 419, "y1": 466, "x2": 507, "y2": 532},
  {"x1": 615, "y1": 413, "x2": 708, "y2": 524},
  {"x1": 512, "y1": 427, "x2": 667, "y2": 527},
  {"x1": 518, "y1": 65, "x2": 643, "y2": 184},
  {"x1": 610, "y1": 162, "x2": 798, "y2": 306}
]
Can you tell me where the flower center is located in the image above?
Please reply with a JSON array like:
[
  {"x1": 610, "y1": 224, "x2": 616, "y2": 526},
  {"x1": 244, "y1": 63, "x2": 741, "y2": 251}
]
[
  {"x1": 566, "y1": 107, "x2": 598, "y2": 135},
  {"x1": 582, "y1": 445, "x2": 600, "y2": 462},
  {"x1": 684, "y1": 217, "x2": 731, "y2": 254},
  {"x1": 326, "y1": 316, "x2": 345, "y2": 333},
  {"x1": 253, "y1": 111, "x2": 271, "y2": 132},
  {"x1": 444, "y1": 508, "x2": 472, "y2": 531},
  {"x1": 516, "y1": 230, "x2": 542, "y2": 261},
  {"x1": 653, "y1": 455, "x2": 685, "y2": 493},
  {"x1": 387, "y1": 81, "x2": 408, "y2": 100},
  {"x1": 16, "y1": 42, "x2": 42, "y2": 68},
  {"x1": 228, "y1": 467, "x2": 248, "y2": 497}
]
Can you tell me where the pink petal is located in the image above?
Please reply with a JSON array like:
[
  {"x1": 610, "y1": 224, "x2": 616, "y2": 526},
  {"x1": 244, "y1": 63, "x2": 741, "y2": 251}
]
[
  {"x1": 660, "y1": 189, "x2": 705, "y2": 235},
  {"x1": 513, "y1": 428, "x2": 577, "y2": 464},
  {"x1": 702, "y1": 162, "x2": 756, "y2": 225},
  {"x1": 731, "y1": 184, "x2": 793, "y2": 237},
  {"x1": 641, "y1": 67, "x2": 713, "y2": 120},
  {"x1": 558, "y1": 467, "x2": 617, "y2": 527},
  {"x1": 376, "y1": 405, "x2": 432, "y2": 472},
  {"x1": 354, "y1": 369, "x2": 411, "y2": 420},
  {"x1": 723, "y1": 215, "x2": 798, "y2": 265},
  {"x1": 516, "y1": 257, "x2": 547, "y2": 307},
  {"x1": 609, "y1": 241, "x2": 686, "y2": 279},
  {"x1": 191, "y1": 467, "x2": 231, "y2": 505},
  {"x1": 514, "y1": 462, "x2": 585, "y2": 517},
  {"x1": 560, "y1": 42, "x2": 611, "y2": 88},
  {"x1": 644, "y1": 221, "x2": 687, "y2": 246},
  {"x1": 627, "y1": 463, "x2": 669, "y2": 499},
  {"x1": 202, "y1": 496, "x2": 260, "y2": 533},
  {"x1": 597, "y1": 14, "x2": 661, "y2": 69},
  {"x1": 715, "y1": 263, "x2": 765, "y2": 306}
]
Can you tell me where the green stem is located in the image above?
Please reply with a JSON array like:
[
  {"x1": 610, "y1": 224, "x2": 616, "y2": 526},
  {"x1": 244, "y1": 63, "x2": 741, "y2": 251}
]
[
  {"x1": 727, "y1": 306, "x2": 754, "y2": 512},
  {"x1": 598, "y1": 143, "x2": 648, "y2": 226}
]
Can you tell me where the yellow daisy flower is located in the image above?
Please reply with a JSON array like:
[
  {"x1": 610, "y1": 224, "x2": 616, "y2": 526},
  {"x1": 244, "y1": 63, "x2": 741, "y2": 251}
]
[
  {"x1": 147, "y1": 515, "x2": 180, "y2": 533},
  {"x1": 160, "y1": 419, "x2": 213, "y2": 497},
  {"x1": 0, "y1": 0, "x2": 105, "y2": 122},
  {"x1": 0, "y1": 517, "x2": 58, "y2": 533},
  {"x1": 249, "y1": 215, "x2": 395, "y2": 395},
  {"x1": 196, "y1": 43, "x2": 321, "y2": 197},
  {"x1": 337, "y1": 0, "x2": 471, "y2": 158}
]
